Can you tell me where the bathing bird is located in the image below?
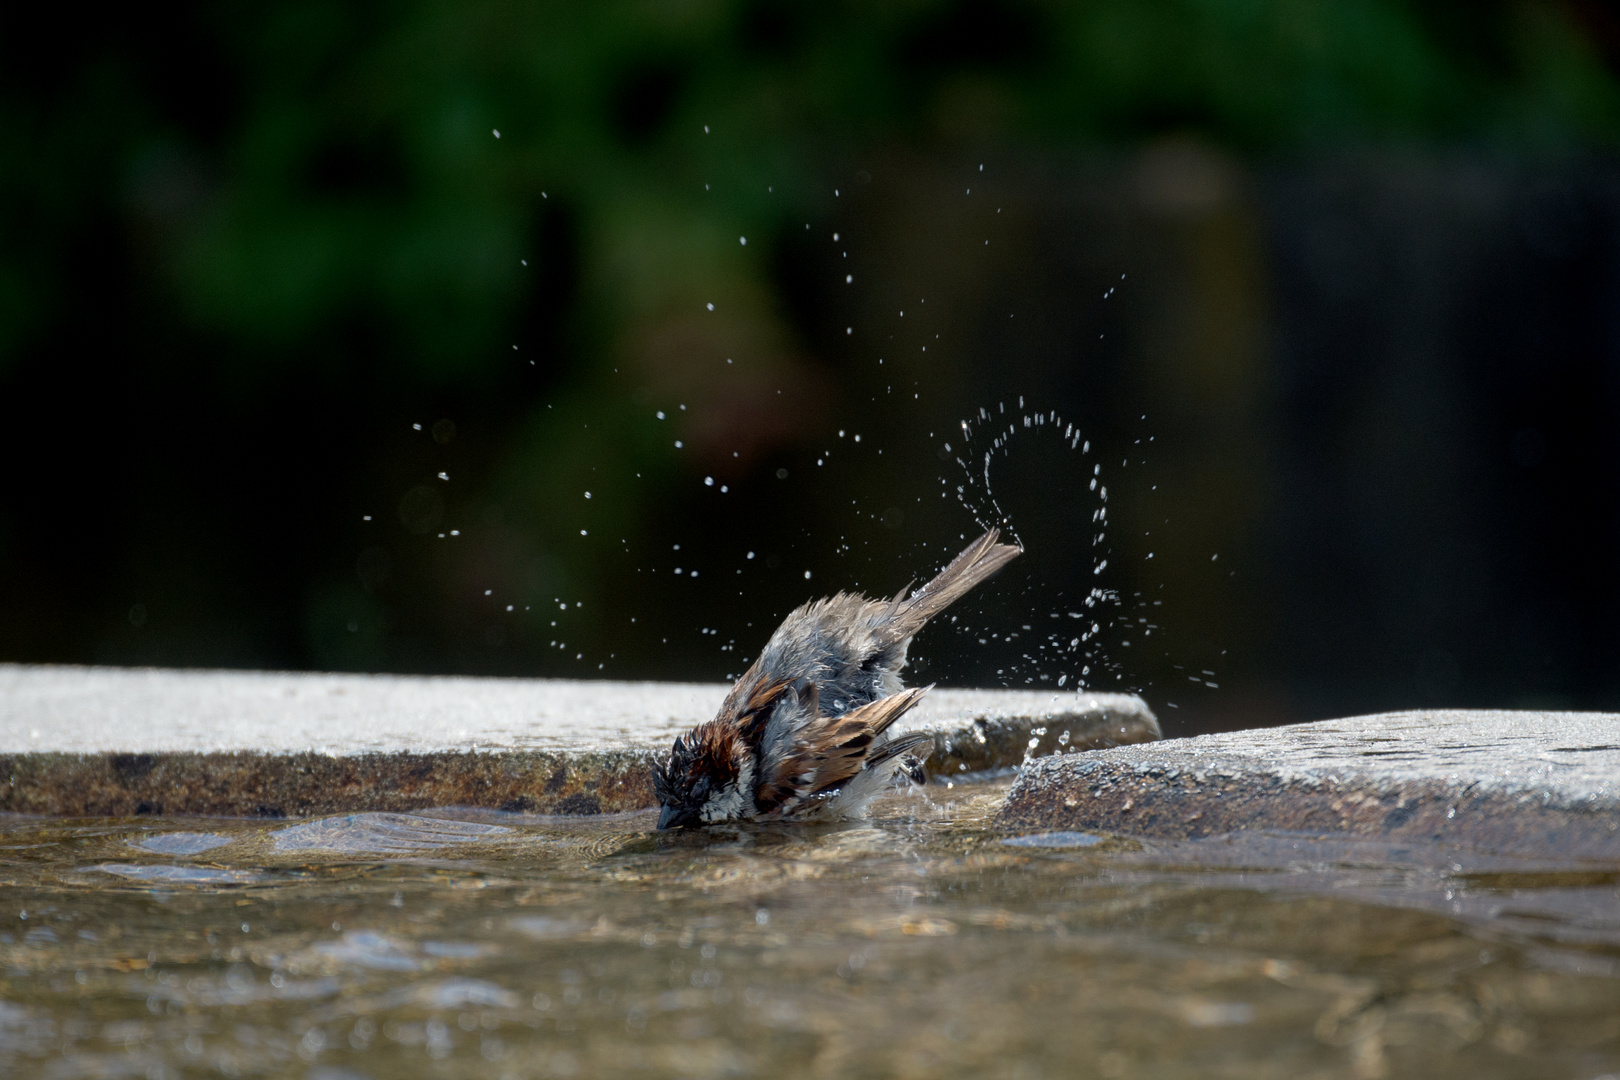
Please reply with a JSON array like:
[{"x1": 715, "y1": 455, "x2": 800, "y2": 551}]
[{"x1": 653, "y1": 528, "x2": 1021, "y2": 828}]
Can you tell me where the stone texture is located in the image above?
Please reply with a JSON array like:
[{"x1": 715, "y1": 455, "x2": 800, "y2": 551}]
[
  {"x1": 998, "y1": 709, "x2": 1620, "y2": 858},
  {"x1": 0, "y1": 665, "x2": 1158, "y2": 816}
]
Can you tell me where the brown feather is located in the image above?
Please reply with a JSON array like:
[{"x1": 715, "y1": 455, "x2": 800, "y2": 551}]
[
  {"x1": 851, "y1": 684, "x2": 931, "y2": 737},
  {"x1": 717, "y1": 668, "x2": 795, "y2": 745},
  {"x1": 784, "y1": 686, "x2": 931, "y2": 800},
  {"x1": 752, "y1": 758, "x2": 813, "y2": 815},
  {"x1": 864, "y1": 730, "x2": 934, "y2": 770}
]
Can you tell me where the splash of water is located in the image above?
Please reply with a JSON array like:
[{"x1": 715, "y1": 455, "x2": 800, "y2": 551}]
[{"x1": 942, "y1": 399, "x2": 1122, "y2": 703}]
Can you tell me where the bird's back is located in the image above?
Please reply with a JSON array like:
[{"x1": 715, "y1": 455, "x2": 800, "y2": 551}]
[
  {"x1": 751, "y1": 592, "x2": 911, "y2": 719},
  {"x1": 725, "y1": 530, "x2": 1021, "y2": 725}
]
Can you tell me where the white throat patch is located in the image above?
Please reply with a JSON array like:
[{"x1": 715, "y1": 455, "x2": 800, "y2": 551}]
[{"x1": 699, "y1": 750, "x2": 757, "y2": 823}]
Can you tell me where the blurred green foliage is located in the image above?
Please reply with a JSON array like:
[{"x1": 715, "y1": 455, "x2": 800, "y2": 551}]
[{"x1": 7, "y1": 1, "x2": 1615, "y2": 383}]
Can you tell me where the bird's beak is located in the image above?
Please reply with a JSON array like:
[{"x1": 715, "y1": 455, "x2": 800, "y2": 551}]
[{"x1": 656, "y1": 804, "x2": 688, "y2": 830}]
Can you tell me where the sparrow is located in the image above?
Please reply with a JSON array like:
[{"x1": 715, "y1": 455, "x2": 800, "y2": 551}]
[{"x1": 653, "y1": 528, "x2": 1021, "y2": 828}]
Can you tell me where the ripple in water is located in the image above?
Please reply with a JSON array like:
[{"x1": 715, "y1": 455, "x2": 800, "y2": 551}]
[
  {"x1": 270, "y1": 812, "x2": 515, "y2": 853},
  {"x1": 1000, "y1": 831, "x2": 1107, "y2": 848},
  {"x1": 88, "y1": 863, "x2": 266, "y2": 885},
  {"x1": 7, "y1": 789, "x2": 1617, "y2": 1080},
  {"x1": 132, "y1": 831, "x2": 235, "y2": 856},
  {"x1": 311, "y1": 931, "x2": 431, "y2": 972}
]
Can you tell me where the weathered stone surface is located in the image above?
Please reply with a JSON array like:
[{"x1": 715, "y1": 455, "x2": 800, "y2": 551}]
[
  {"x1": 0, "y1": 665, "x2": 1157, "y2": 816},
  {"x1": 999, "y1": 709, "x2": 1620, "y2": 857}
]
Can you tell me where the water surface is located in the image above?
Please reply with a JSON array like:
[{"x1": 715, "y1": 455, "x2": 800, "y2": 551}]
[{"x1": 0, "y1": 782, "x2": 1616, "y2": 1078}]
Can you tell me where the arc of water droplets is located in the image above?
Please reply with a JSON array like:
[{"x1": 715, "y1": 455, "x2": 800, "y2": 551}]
[
  {"x1": 945, "y1": 401, "x2": 1122, "y2": 699},
  {"x1": 951, "y1": 403, "x2": 1104, "y2": 552}
]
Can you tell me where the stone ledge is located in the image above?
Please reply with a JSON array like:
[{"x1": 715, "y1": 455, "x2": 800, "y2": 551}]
[
  {"x1": 0, "y1": 665, "x2": 1158, "y2": 816},
  {"x1": 997, "y1": 709, "x2": 1620, "y2": 858}
]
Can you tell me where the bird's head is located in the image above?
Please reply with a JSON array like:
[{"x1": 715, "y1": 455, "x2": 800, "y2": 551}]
[{"x1": 652, "y1": 722, "x2": 755, "y2": 829}]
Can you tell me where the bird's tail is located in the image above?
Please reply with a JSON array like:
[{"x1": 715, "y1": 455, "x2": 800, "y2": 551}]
[{"x1": 885, "y1": 528, "x2": 1021, "y2": 641}]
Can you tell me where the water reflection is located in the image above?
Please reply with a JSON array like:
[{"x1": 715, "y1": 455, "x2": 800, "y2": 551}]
[{"x1": 0, "y1": 784, "x2": 1613, "y2": 1078}]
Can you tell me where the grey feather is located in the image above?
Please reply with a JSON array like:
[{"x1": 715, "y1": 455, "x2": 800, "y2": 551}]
[{"x1": 747, "y1": 528, "x2": 1021, "y2": 722}]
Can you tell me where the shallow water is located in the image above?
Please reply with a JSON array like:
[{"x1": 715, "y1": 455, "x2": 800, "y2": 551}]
[{"x1": 1, "y1": 782, "x2": 1617, "y2": 1079}]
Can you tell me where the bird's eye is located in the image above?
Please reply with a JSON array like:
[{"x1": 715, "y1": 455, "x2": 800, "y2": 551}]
[{"x1": 692, "y1": 777, "x2": 711, "y2": 800}]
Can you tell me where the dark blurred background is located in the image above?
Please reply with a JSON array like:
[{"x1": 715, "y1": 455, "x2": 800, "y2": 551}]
[{"x1": 3, "y1": 1, "x2": 1619, "y2": 737}]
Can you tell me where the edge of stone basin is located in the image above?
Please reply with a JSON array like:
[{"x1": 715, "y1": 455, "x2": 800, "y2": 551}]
[
  {"x1": 0, "y1": 664, "x2": 1158, "y2": 817},
  {"x1": 997, "y1": 709, "x2": 1620, "y2": 858}
]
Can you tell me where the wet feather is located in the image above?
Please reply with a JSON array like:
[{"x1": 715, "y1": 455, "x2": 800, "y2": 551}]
[{"x1": 653, "y1": 528, "x2": 1020, "y2": 827}]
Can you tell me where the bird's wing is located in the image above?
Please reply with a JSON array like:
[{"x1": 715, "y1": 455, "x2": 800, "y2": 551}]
[
  {"x1": 862, "y1": 729, "x2": 935, "y2": 770},
  {"x1": 753, "y1": 685, "x2": 931, "y2": 816},
  {"x1": 801, "y1": 685, "x2": 931, "y2": 797}
]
